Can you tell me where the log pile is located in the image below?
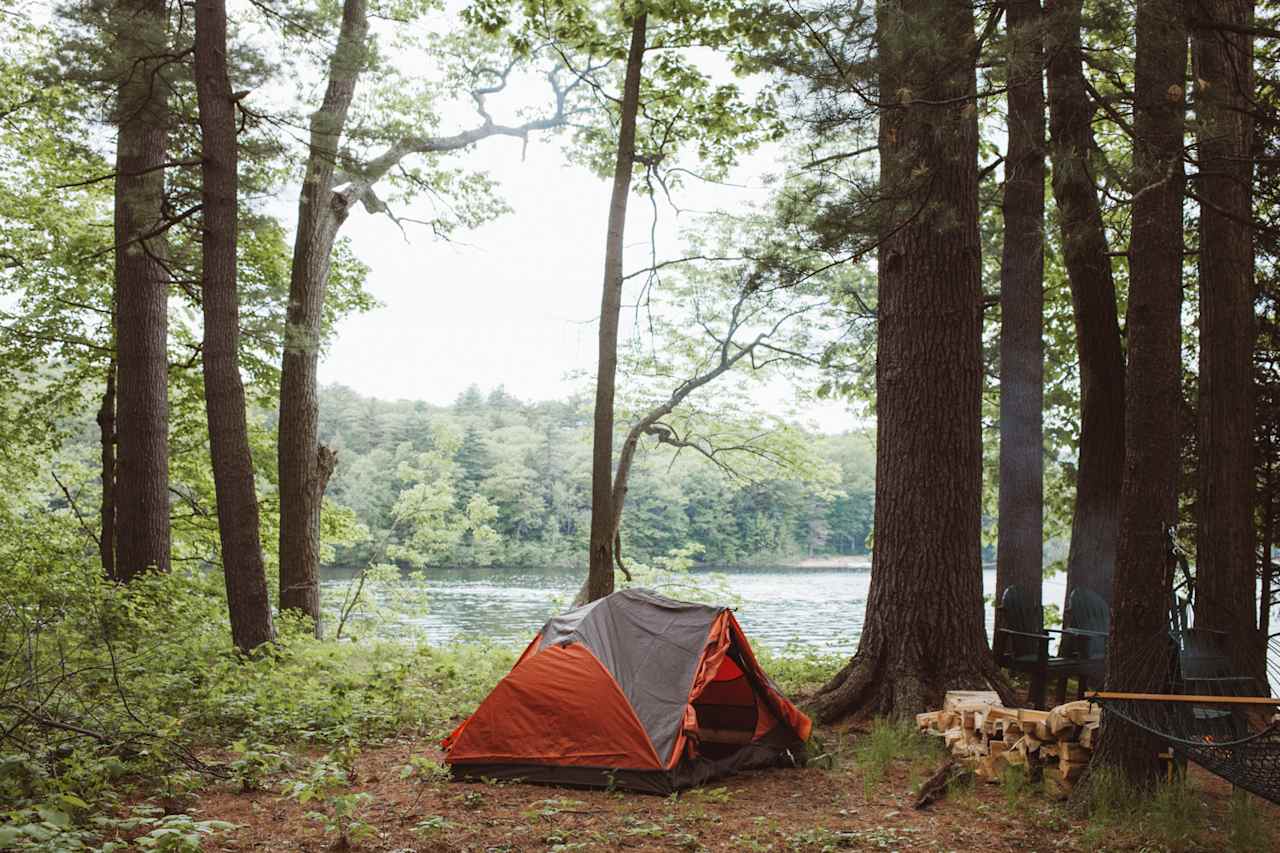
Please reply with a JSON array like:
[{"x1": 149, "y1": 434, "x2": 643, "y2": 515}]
[{"x1": 916, "y1": 691, "x2": 1100, "y2": 796}]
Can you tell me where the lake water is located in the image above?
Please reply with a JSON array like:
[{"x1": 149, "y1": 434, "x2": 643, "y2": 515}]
[{"x1": 320, "y1": 564, "x2": 1069, "y2": 655}]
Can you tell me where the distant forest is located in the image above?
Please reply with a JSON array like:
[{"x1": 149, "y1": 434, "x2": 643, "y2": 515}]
[{"x1": 317, "y1": 384, "x2": 874, "y2": 570}]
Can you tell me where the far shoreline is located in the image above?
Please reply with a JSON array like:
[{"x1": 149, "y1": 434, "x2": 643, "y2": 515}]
[{"x1": 321, "y1": 554, "x2": 875, "y2": 575}]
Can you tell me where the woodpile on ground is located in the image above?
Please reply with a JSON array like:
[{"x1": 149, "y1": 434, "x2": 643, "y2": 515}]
[{"x1": 916, "y1": 691, "x2": 1100, "y2": 797}]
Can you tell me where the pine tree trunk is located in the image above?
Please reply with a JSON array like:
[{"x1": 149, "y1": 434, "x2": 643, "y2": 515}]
[
  {"x1": 1045, "y1": 0, "x2": 1127, "y2": 611},
  {"x1": 195, "y1": 0, "x2": 276, "y2": 652},
  {"x1": 112, "y1": 0, "x2": 171, "y2": 581},
  {"x1": 278, "y1": 0, "x2": 367, "y2": 634},
  {"x1": 586, "y1": 11, "x2": 647, "y2": 604},
  {"x1": 97, "y1": 362, "x2": 116, "y2": 578},
  {"x1": 811, "y1": 0, "x2": 1005, "y2": 721},
  {"x1": 996, "y1": 0, "x2": 1047, "y2": 616},
  {"x1": 1191, "y1": 0, "x2": 1257, "y2": 675},
  {"x1": 1093, "y1": 0, "x2": 1186, "y2": 787}
]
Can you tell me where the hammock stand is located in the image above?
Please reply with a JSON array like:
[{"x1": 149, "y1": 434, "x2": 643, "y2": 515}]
[{"x1": 1087, "y1": 691, "x2": 1280, "y2": 805}]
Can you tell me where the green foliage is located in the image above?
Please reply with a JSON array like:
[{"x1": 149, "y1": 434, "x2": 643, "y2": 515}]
[
  {"x1": 227, "y1": 740, "x2": 291, "y2": 793},
  {"x1": 285, "y1": 750, "x2": 376, "y2": 848},
  {"x1": 411, "y1": 814, "x2": 452, "y2": 838},
  {"x1": 0, "y1": 801, "x2": 237, "y2": 852},
  {"x1": 320, "y1": 384, "x2": 876, "y2": 572},
  {"x1": 752, "y1": 644, "x2": 843, "y2": 698},
  {"x1": 0, "y1": 521, "x2": 513, "y2": 847}
]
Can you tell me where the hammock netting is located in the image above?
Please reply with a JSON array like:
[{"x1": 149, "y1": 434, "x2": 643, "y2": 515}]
[
  {"x1": 1086, "y1": 624, "x2": 1280, "y2": 805},
  {"x1": 1093, "y1": 693, "x2": 1280, "y2": 805}
]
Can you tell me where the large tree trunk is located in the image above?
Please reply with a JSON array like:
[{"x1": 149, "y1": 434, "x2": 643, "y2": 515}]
[
  {"x1": 195, "y1": 0, "x2": 276, "y2": 652},
  {"x1": 278, "y1": 0, "x2": 367, "y2": 634},
  {"x1": 996, "y1": 0, "x2": 1047, "y2": 618},
  {"x1": 1191, "y1": 0, "x2": 1257, "y2": 675},
  {"x1": 111, "y1": 0, "x2": 171, "y2": 582},
  {"x1": 97, "y1": 361, "x2": 116, "y2": 578},
  {"x1": 1044, "y1": 0, "x2": 1127, "y2": 611},
  {"x1": 585, "y1": 11, "x2": 647, "y2": 604},
  {"x1": 811, "y1": 0, "x2": 1005, "y2": 721},
  {"x1": 1092, "y1": 0, "x2": 1186, "y2": 788}
]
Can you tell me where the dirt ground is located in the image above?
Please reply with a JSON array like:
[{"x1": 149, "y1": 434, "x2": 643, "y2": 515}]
[{"x1": 188, "y1": 725, "x2": 1279, "y2": 853}]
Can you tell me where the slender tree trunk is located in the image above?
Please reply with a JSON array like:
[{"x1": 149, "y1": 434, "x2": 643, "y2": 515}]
[
  {"x1": 1191, "y1": 0, "x2": 1257, "y2": 674},
  {"x1": 195, "y1": 0, "x2": 275, "y2": 652},
  {"x1": 97, "y1": 361, "x2": 116, "y2": 578},
  {"x1": 278, "y1": 0, "x2": 367, "y2": 634},
  {"x1": 1045, "y1": 0, "x2": 1127, "y2": 614},
  {"x1": 112, "y1": 0, "x2": 171, "y2": 581},
  {"x1": 996, "y1": 0, "x2": 1047, "y2": 619},
  {"x1": 811, "y1": 0, "x2": 1006, "y2": 721},
  {"x1": 1093, "y1": 0, "x2": 1186, "y2": 788},
  {"x1": 585, "y1": 11, "x2": 647, "y2": 604}
]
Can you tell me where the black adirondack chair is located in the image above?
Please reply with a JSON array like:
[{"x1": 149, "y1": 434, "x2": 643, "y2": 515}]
[
  {"x1": 1178, "y1": 627, "x2": 1261, "y2": 739},
  {"x1": 995, "y1": 585, "x2": 1111, "y2": 708},
  {"x1": 1051, "y1": 587, "x2": 1110, "y2": 705},
  {"x1": 993, "y1": 585, "x2": 1051, "y2": 707}
]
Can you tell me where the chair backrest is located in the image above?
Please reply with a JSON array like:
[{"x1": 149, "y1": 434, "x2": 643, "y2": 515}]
[
  {"x1": 1179, "y1": 629, "x2": 1256, "y2": 693},
  {"x1": 1178, "y1": 628, "x2": 1259, "y2": 739},
  {"x1": 1068, "y1": 587, "x2": 1110, "y2": 660},
  {"x1": 997, "y1": 585, "x2": 1044, "y2": 660}
]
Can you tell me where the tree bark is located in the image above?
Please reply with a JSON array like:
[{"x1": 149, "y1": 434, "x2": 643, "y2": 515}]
[
  {"x1": 1093, "y1": 0, "x2": 1186, "y2": 788},
  {"x1": 811, "y1": 0, "x2": 1006, "y2": 721},
  {"x1": 195, "y1": 0, "x2": 276, "y2": 652},
  {"x1": 996, "y1": 0, "x2": 1047, "y2": 618},
  {"x1": 1045, "y1": 0, "x2": 1126, "y2": 611},
  {"x1": 278, "y1": 0, "x2": 368, "y2": 634},
  {"x1": 97, "y1": 361, "x2": 116, "y2": 578},
  {"x1": 111, "y1": 0, "x2": 171, "y2": 581},
  {"x1": 1191, "y1": 0, "x2": 1257, "y2": 675},
  {"x1": 585, "y1": 11, "x2": 647, "y2": 603}
]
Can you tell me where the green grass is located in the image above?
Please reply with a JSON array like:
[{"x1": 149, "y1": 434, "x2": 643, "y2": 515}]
[
  {"x1": 1225, "y1": 790, "x2": 1272, "y2": 853},
  {"x1": 1144, "y1": 777, "x2": 1206, "y2": 852},
  {"x1": 998, "y1": 763, "x2": 1041, "y2": 809},
  {"x1": 852, "y1": 717, "x2": 944, "y2": 793}
]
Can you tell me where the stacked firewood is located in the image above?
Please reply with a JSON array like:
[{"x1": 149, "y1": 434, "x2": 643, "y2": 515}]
[{"x1": 916, "y1": 691, "x2": 1100, "y2": 796}]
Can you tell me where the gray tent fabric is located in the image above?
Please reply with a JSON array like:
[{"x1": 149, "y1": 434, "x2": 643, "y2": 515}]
[{"x1": 536, "y1": 589, "x2": 723, "y2": 765}]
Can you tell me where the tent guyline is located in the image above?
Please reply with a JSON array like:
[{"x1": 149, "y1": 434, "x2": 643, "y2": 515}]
[{"x1": 441, "y1": 588, "x2": 813, "y2": 794}]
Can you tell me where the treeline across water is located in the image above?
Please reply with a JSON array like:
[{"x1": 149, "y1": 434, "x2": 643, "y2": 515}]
[{"x1": 318, "y1": 384, "x2": 874, "y2": 570}]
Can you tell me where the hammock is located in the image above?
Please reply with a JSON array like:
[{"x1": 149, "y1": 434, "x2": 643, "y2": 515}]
[
  {"x1": 1088, "y1": 690, "x2": 1280, "y2": 804},
  {"x1": 1078, "y1": 533, "x2": 1280, "y2": 803}
]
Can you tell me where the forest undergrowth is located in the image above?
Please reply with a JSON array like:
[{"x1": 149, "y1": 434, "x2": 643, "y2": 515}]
[{"x1": 2, "y1": 561, "x2": 1274, "y2": 851}]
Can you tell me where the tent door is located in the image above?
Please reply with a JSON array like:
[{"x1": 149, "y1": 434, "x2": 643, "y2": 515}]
[{"x1": 691, "y1": 648, "x2": 768, "y2": 760}]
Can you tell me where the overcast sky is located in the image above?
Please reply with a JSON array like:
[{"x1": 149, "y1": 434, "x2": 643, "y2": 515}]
[{"x1": 314, "y1": 126, "x2": 863, "y2": 434}]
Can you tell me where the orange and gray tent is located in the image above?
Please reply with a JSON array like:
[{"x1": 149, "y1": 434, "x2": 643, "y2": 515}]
[{"x1": 442, "y1": 589, "x2": 813, "y2": 794}]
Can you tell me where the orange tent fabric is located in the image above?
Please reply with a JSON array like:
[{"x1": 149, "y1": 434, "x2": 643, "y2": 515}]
[{"x1": 445, "y1": 643, "x2": 662, "y2": 769}]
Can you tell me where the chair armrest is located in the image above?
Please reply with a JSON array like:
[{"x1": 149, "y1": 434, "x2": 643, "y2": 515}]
[
  {"x1": 998, "y1": 628, "x2": 1052, "y2": 640},
  {"x1": 1062, "y1": 627, "x2": 1109, "y2": 638}
]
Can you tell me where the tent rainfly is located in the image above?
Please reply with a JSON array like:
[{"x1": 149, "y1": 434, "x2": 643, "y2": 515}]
[{"x1": 442, "y1": 588, "x2": 813, "y2": 794}]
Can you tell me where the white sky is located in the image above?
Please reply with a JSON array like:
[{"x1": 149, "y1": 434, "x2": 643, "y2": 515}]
[{"x1": 316, "y1": 131, "x2": 863, "y2": 434}]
